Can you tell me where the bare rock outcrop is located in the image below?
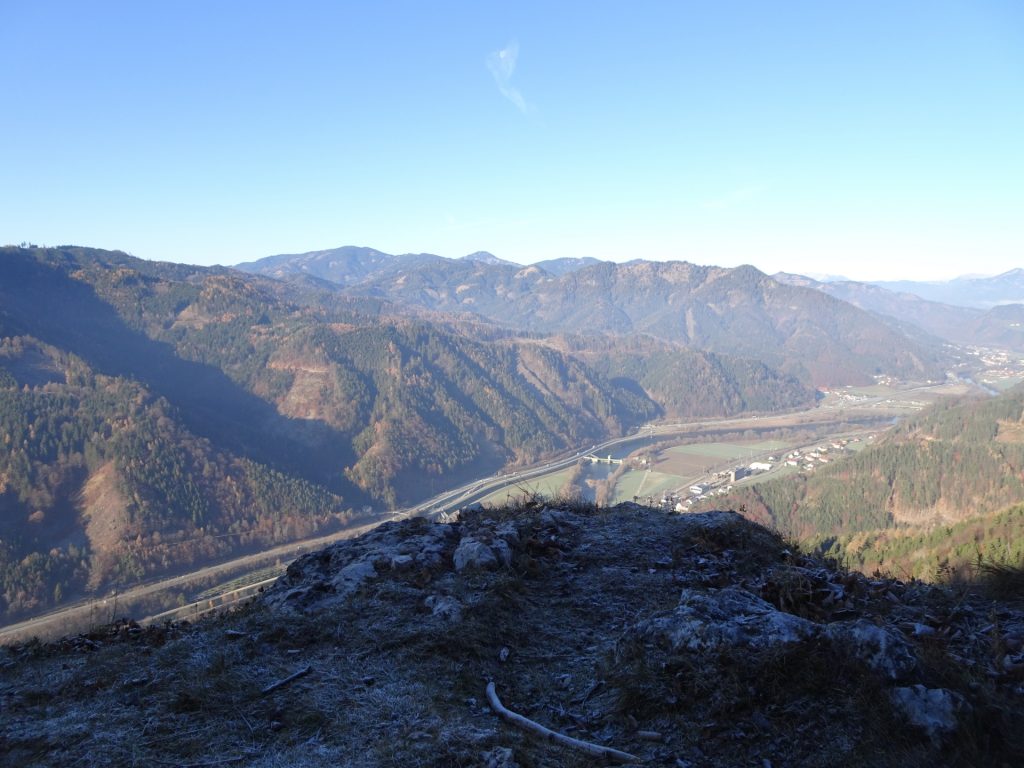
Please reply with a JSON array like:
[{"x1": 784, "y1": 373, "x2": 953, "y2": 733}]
[{"x1": 4, "y1": 502, "x2": 1023, "y2": 767}]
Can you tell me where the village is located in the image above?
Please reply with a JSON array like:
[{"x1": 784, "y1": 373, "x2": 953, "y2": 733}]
[{"x1": 632, "y1": 436, "x2": 867, "y2": 514}]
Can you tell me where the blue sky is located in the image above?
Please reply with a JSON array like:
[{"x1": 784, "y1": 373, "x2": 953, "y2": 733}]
[{"x1": 2, "y1": 1, "x2": 1022, "y2": 280}]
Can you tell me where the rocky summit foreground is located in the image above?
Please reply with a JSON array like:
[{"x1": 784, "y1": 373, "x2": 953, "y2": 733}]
[{"x1": 2, "y1": 503, "x2": 1023, "y2": 767}]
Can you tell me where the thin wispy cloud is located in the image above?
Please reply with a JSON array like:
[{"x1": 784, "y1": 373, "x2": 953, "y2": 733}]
[{"x1": 487, "y1": 40, "x2": 528, "y2": 114}]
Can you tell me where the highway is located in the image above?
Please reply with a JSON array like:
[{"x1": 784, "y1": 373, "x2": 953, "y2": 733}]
[{"x1": 0, "y1": 520, "x2": 382, "y2": 644}]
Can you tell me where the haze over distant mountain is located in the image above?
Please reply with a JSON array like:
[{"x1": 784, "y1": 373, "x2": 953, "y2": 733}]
[
  {"x1": 775, "y1": 272, "x2": 1024, "y2": 351},
  {"x1": 870, "y1": 269, "x2": 1024, "y2": 309},
  {"x1": 459, "y1": 251, "x2": 518, "y2": 267},
  {"x1": 239, "y1": 248, "x2": 953, "y2": 387},
  {"x1": 234, "y1": 246, "x2": 448, "y2": 287},
  {"x1": 237, "y1": 247, "x2": 609, "y2": 283},
  {"x1": 532, "y1": 256, "x2": 608, "y2": 275}
]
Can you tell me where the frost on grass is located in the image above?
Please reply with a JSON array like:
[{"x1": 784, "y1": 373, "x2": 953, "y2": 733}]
[{"x1": 2, "y1": 501, "x2": 1024, "y2": 767}]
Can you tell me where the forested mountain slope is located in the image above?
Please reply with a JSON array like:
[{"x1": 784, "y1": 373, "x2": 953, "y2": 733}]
[
  {"x1": 0, "y1": 248, "x2": 660, "y2": 505},
  {"x1": 0, "y1": 336, "x2": 348, "y2": 619},
  {"x1": 556, "y1": 333, "x2": 813, "y2": 417},
  {"x1": 701, "y1": 386, "x2": 1024, "y2": 578}
]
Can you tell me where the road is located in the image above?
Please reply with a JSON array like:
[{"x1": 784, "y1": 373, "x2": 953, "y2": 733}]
[{"x1": 0, "y1": 520, "x2": 381, "y2": 644}]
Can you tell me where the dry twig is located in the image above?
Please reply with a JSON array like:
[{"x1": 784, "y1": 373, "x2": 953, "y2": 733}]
[
  {"x1": 261, "y1": 664, "x2": 313, "y2": 696},
  {"x1": 486, "y1": 681, "x2": 640, "y2": 764}
]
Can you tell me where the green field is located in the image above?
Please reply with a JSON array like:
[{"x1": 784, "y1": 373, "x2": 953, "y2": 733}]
[
  {"x1": 665, "y1": 440, "x2": 790, "y2": 458},
  {"x1": 612, "y1": 469, "x2": 687, "y2": 503},
  {"x1": 655, "y1": 440, "x2": 790, "y2": 478}
]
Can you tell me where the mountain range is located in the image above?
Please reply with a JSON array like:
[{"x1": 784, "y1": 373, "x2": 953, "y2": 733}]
[
  {"x1": 871, "y1": 269, "x2": 1024, "y2": 309},
  {"x1": 239, "y1": 246, "x2": 954, "y2": 387},
  {"x1": 0, "y1": 242, "x2": 1015, "y2": 626},
  {"x1": 774, "y1": 272, "x2": 1024, "y2": 351}
]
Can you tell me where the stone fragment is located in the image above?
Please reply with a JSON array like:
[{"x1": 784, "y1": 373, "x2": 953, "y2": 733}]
[
  {"x1": 453, "y1": 537, "x2": 498, "y2": 571},
  {"x1": 494, "y1": 520, "x2": 521, "y2": 546},
  {"x1": 424, "y1": 595, "x2": 462, "y2": 623},
  {"x1": 386, "y1": 553, "x2": 414, "y2": 570},
  {"x1": 540, "y1": 507, "x2": 580, "y2": 529},
  {"x1": 330, "y1": 560, "x2": 378, "y2": 596}
]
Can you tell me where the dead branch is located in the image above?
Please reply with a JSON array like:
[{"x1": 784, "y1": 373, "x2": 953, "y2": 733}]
[
  {"x1": 261, "y1": 664, "x2": 313, "y2": 696},
  {"x1": 486, "y1": 681, "x2": 640, "y2": 764}
]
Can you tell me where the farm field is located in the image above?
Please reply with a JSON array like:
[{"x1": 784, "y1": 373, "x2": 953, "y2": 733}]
[{"x1": 655, "y1": 440, "x2": 791, "y2": 477}]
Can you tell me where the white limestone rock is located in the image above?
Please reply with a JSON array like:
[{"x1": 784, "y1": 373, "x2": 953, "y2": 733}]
[
  {"x1": 643, "y1": 586, "x2": 817, "y2": 653},
  {"x1": 540, "y1": 507, "x2": 581, "y2": 530},
  {"x1": 453, "y1": 537, "x2": 499, "y2": 571},
  {"x1": 493, "y1": 520, "x2": 521, "y2": 546},
  {"x1": 825, "y1": 619, "x2": 917, "y2": 681},
  {"x1": 330, "y1": 560, "x2": 378, "y2": 597},
  {"x1": 891, "y1": 685, "x2": 964, "y2": 740},
  {"x1": 265, "y1": 518, "x2": 457, "y2": 610}
]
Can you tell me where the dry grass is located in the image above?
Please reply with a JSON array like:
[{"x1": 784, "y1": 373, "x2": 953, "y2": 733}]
[{"x1": 974, "y1": 561, "x2": 1024, "y2": 600}]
